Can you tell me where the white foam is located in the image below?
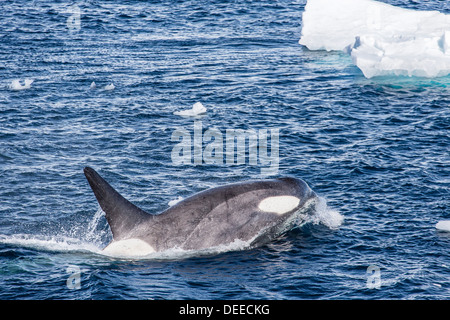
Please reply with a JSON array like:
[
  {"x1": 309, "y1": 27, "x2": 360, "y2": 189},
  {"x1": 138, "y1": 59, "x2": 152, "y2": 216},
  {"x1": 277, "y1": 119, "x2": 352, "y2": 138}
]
[
  {"x1": 436, "y1": 220, "x2": 450, "y2": 232},
  {"x1": 299, "y1": 0, "x2": 450, "y2": 78},
  {"x1": 168, "y1": 196, "x2": 184, "y2": 207},
  {"x1": 94, "y1": 238, "x2": 253, "y2": 261},
  {"x1": 0, "y1": 233, "x2": 102, "y2": 254},
  {"x1": 0, "y1": 208, "x2": 108, "y2": 256},
  {"x1": 309, "y1": 197, "x2": 344, "y2": 229},
  {"x1": 85, "y1": 207, "x2": 105, "y2": 242},
  {"x1": 174, "y1": 102, "x2": 207, "y2": 117},
  {"x1": 9, "y1": 79, "x2": 33, "y2": 91}
]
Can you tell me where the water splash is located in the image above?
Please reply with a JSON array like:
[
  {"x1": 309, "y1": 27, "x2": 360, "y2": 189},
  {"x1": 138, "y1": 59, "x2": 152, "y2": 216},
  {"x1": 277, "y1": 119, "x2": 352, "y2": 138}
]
[
  {"x1": 168, "y1": 196, "x2": 184, "y2": 207},
  {"x1": 0, "y1": 233, "x2": 102, "y2": 254},
  {"x1": 85, "y1": 207, "x2": 106, "y2": 242},
  {"x1": 0, "y1": 208, "x2": 108, "y2": 256},
  {"x1": 310, "y1": 196, "x2": 344, "y2": 229},
  {"x1": 102, "y1": 238, "x2": 253, "y2": 261}
]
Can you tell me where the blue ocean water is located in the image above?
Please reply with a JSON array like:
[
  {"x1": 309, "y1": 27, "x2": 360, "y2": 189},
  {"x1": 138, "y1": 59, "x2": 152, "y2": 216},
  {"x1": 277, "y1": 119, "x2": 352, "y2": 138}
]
[{"x1": 0, "y1": 0, "x2": 449, "y2": 300}]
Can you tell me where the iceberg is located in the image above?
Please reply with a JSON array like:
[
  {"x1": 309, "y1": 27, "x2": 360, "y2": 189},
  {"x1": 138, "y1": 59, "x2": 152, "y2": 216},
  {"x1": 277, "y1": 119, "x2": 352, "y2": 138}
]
[{"x1": 299, "y1": 0, "x2": 450, "y2": 78}]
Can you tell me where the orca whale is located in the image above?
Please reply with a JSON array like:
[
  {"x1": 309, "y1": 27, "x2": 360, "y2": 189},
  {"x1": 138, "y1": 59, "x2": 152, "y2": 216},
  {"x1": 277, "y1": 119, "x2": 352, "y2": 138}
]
[{"x1": 83, "y1": 167, "x2": 318, "y2": 257}]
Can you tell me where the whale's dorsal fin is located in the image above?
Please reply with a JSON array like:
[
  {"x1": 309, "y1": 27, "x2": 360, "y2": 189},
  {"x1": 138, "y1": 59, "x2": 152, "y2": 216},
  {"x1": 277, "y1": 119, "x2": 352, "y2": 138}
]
[{"x1": 84, "y1": 167, "x2": 151, "y2": 241}]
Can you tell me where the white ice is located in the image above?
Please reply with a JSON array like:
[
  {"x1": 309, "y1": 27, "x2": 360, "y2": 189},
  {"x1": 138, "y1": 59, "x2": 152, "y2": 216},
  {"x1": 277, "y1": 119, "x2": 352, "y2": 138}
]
[
  {"x1": 10, "y1": 79, "x2": 33, "y2": 91},
  {"x1": 436, "y1": 220, "x2": 450, "y2": 232},
  {"x1": 174, "y1": 102, "x2": 207, "y2": 117},
  {"x1": 103, "y1": 83, "x2": 115, "y2": 91},
  {"x1": 299, "y1": 0, "x2": 450, "y2": 78}
]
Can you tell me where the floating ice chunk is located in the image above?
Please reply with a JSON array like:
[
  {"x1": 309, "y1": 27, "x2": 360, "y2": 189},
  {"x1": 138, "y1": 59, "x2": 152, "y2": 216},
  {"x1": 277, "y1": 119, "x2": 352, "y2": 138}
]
[
  {"x1": 436, "y1": 221, "x2": 450, "y2": 232},
  {"x1": 350, "y1": 34, "x2": 450, "y2": 78},
  {"x1": 299, "y1": 0, "x2": 445, "y2": 52},
  {"x1": 90, "y1": 81, "x2": 96, "y2": 89},
  {"x1": 299, "y1": 0, "x2": 450, "y2": 78},
  {"x1": 174, "y1": 102, "x2": 207, "y2": 117},
  {"x1": 104, "y1": 83, "x2": 115, "y2": 91},
  {"x1": 10, "y1": 79, "x2": 33, "y2": 91}
]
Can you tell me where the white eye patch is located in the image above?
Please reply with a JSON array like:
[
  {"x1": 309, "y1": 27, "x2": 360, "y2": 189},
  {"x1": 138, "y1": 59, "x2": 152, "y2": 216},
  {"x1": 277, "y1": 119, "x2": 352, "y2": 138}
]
[{"x1": 258, "y1": 196, "x2": 300, "y2": 215}]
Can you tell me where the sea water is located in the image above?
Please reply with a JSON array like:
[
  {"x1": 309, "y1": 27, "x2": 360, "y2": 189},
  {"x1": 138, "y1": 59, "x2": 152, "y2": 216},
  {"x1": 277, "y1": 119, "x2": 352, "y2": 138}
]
[{"x1": 0, "y1": 0, "x2": 449, "y2": 299}]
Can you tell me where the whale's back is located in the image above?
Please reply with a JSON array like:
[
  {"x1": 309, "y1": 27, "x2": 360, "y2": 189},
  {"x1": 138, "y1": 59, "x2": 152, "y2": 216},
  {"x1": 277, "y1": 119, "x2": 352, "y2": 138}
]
[{"x1": 84, "y1": 167, "x2": 317, "y2": 253}]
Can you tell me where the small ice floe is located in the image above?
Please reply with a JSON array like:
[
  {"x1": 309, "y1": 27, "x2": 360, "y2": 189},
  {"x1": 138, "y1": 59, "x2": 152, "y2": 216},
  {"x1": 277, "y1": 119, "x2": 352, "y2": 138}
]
[
  {"x1": 10, "y1": 79, "x2": 33, "y2": 91},
  {"x1": 90, "y1": 81, "x2": 96, "y2": 89},
  {"x1": 104, "y1": 83, "x2": 115, "y2": 91},
  {"x1": 174, "y1": 102, "x2": 207, "y2": 117},
  {"x1": 436, "y1": 221, "x2": 450, "y2": 232},
  {"x1": 168, "y1": 196, "x2": 184, "y2": 207}
]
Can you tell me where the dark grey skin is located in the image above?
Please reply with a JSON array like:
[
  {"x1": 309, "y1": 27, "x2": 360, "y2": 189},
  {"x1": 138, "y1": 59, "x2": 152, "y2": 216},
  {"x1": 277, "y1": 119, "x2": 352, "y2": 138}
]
[{"x1": 84, "y1": 167, "x2": 317, "y2": 252}]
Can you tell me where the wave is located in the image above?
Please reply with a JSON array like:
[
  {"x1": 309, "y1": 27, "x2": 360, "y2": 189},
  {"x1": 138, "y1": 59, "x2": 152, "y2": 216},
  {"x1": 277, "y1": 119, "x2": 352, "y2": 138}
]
[
  {"x1": 0, "y1": 208, "x2": 106, "y2": 256},
  {"x1": 0, "y1": 233, "x2": 103, "y2": 255},
  {"x1": 0, "y1": 232, "x2": 251, "y2": 261}
]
